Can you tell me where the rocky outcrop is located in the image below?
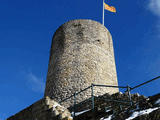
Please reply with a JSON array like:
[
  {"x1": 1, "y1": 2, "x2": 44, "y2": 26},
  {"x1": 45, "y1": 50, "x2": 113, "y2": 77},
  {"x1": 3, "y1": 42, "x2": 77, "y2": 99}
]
[
  {"x1": 7, "y1": 93, "x2": 160, "y2": 120},
  {"x1": 73, "y1": 93, "x2": 160, "y2": 120}
]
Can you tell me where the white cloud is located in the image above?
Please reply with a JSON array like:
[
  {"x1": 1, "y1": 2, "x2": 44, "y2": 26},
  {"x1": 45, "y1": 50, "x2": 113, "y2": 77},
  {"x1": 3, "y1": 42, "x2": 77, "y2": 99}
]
[
  {"x1": 148, "y1": 0, "x2": 160, "y2": 17},
  {"x1": 147, "y1": 0, "x2": 160, "y2": 38},
  {"x1": 27, "y1": 73, "x2": 45, "y2": 93}
]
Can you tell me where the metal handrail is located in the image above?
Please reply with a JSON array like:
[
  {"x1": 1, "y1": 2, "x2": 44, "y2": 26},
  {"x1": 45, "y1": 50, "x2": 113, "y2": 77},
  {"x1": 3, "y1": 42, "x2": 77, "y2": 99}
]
[
  {"x1": 130, "y1": 76, "x2": 160, "y2": 91},
  {"x1": 59, "y1": 75, "x2": 160, "y2": 117},
  {"x1": 104, "y1": 98, "x2": 132, "y2": 104},
  {"x1": 59, "y1": 84, "x2": 128, "y2": 103},
  {"x1": 93, "y1": 84, "x2": 127, "y2": 89},
  {"x1": 59, "y1": 85, "x2": 92, "y2": 103}
]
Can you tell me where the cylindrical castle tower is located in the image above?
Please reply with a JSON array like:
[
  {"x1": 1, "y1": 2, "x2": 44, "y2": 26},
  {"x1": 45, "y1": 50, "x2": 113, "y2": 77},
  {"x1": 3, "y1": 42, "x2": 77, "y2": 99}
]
[{"x1": 44, "y1": 19, "x2": 118, "y2": 107}]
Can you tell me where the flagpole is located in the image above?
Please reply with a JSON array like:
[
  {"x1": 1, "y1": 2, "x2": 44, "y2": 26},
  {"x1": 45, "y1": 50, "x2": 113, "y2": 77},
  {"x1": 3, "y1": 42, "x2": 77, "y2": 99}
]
[{"x1": 102, "y1": 0, "x2": 105, "y2": 25}]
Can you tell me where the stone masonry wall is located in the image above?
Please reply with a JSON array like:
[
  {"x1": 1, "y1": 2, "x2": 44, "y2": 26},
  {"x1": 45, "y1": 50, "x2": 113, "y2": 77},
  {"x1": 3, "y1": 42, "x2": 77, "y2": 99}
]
[
  {"x1": 7, "y1": 97, "x2": 72, "y2": 120},
  {"x1": 44, "y1": 19, "x2": 118, "y2": 107}
]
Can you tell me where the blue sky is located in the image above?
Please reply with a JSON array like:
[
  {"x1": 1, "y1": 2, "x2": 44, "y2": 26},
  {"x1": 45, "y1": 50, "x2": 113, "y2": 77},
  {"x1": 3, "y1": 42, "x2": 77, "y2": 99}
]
[{"x1": 0, "y1": 0, "x2": 160, "y2": 119}]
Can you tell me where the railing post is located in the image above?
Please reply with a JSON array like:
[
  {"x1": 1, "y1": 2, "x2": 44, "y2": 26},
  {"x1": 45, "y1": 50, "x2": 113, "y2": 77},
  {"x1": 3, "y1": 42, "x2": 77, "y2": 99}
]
[
  {"x1": 73, "y1": 92, "x2": 77, "y2": 117},
  {"x1": 119, "y1": 105, "x2": 122, "y2": 111},
  {"x1": 91, "y1": 83, "x2": 95, "y2": 111},
  {"x1": 127, "y1": 85, "x2": 132, "y2": 106},
  {"x1": 136, "y1": 103, "x2": 139, "y2": 110}
]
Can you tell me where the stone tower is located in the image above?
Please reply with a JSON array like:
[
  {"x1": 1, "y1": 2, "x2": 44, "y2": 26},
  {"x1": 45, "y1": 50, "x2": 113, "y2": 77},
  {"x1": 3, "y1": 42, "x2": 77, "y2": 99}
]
[{"x1": 44, "y1": 19, "x2": 118, "y2": 107}]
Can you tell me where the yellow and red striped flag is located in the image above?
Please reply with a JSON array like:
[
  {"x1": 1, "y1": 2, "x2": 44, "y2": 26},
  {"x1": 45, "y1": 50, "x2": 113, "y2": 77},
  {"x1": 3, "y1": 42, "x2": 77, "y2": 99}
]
[
  {"x1": 104, "y1": 2, "x2": 116, "y2": 13},
  {"x1": 102, "y1": 0, "x2": 116, "y2": 25}
]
